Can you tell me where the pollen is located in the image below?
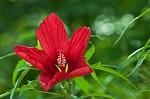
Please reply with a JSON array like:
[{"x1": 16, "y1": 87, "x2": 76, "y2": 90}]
[{"x1": 57, "y1": 50, "x2": 66, "y2": 67}]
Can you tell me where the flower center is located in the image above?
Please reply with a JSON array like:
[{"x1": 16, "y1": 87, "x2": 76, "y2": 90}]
[{"x1": 57, "y1": 50, "x2": 66, "y2": 67}]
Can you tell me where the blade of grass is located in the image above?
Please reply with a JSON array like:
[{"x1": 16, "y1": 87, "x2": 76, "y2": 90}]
[
  {"x1": 127, "y1": 50, "x2": 150, "y2": 77},
  {"x1": 10, "y1": 68, "x2": 30, "y2": 99},
  {"x1": 0, "y1": 52, "x2": 15, "y2": 60},
  {"x1": 91, "y1": 63, "x2": 139, "y2": 91},
  {"x1": 115, "y1": 8, "x2": 150, "y2": 44},
  {"x1": 130, "y1": 90, "x2": 150, "y2": 99}
]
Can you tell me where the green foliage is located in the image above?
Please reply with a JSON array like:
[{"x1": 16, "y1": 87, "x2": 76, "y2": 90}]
[
  {"x1": 115, "y1": 8, "x2": 150, "y2": 44},
  {"x1": 74, "y1": 77, "x2": 90, "y2": 93},
  {"x1": 85, "y1": 42, "x2": 95, "y2": 61},
  {"x1": 0, "y1": 52, "x2": 15, "y2": 60},
  {"x1": 91, "y1": 63, "x2": 138, "y2": 91},
  {"x1": 0, "y1": 0, "x2": 150, "y2": 98}
]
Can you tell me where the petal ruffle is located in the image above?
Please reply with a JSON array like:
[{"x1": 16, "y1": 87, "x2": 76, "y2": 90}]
[
  {"x1": 69, "y1": 27, "x2": 90, "y2": 65},
  {"x1": 36, "y1": 13, "x2": 69, "y2": 60},
  {"x1": 38, "y1": 72, "x2": 65, "y2": 91},
  {"x1": 14, "y1": 46, "x2": 57, "y2": 74}
]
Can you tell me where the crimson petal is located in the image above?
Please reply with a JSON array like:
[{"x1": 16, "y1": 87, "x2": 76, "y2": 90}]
[
  {"x1": 36, "y1": 13, "x2": 69, "y2": 60},
  {"x1": 39, "y1": 72, "x2": 65, "y2": 91},
  {"x1": 68, "y1": 27, "x2": 90, "y2": 70},
  {"x1": 14, "y1": 46, "x2": 57, "y2": 74},
  {"x1": 65, "y1": 66, "x2": 93, "y2": 79}
]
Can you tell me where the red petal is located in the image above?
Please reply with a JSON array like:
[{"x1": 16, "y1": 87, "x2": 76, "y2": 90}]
[
  {"x1": 69, "y1": 27, "x2": 90, "y2": 64},
  {"x1": 36, "y1": 13, "x2": 69, "y2": 60},
  {"x1": 38, "y1": 72, "x2": 65, "y2": 91},
  {"x1": 65, "y1": 66, "x2": 93, "y2": 79},
  {"x1": 14, "y1": 46, "x2": 57, "y2": 74}
]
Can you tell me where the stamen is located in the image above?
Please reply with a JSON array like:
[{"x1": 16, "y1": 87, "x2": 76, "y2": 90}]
[{"x1": 57, "y1": 50, "x2": 66, "y2": 67}]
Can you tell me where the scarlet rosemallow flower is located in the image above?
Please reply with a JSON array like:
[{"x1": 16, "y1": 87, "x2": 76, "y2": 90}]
[{"x1": 14, "y1": 13, "x2": 93, "y2": 91}]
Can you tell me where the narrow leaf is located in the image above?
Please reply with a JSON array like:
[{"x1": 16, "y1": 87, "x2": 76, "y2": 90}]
[
  {"x1": 127, "y1": 50, "x2": 150, "y2": 76},
  {"x1": 91, "y1": 71, "x2": 106, "y2": 89},
  {"x1": 115, "y1": 8, "x2": 150, "y2": 44},
  {"x1": 127, "y1": 47, "x2": 143, "y2": 59},
  {"x1": 140, "y1": 38, "x2": 150, "y2": 58},
  {"x1": 130, "y1": 90, "x2": 150, "y2": 99},
  {"x1": 81, "y1": 93, "x2": 115, "y2": 99},
  {"x1": 0, "y1": 52, "x2": 15, "y2": 60},
  {"x1": 10, "y1": 68, "x2": 30, "y2": 99},
  {"x1": 85, "y1": 42, "x2": 95, "y2": 61},
  {"x1": 91, "y1": 63, "x2": 138, "y2": 91},
  {"x1": 12, "y1": 59, "x2": 26, "y2": 85},
  {"x1": 74, "y1": 77, "x2": 90, "y2": 93},
  {"x1": 36, "y1": 40, "x2": 42, "y2": 50}
]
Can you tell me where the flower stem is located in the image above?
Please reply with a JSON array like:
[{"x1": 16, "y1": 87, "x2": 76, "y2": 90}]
[
  {"x1": 59, "y1": 83, "x2": 68, "y2": 95},
  {"x1": 70, "y1": 82, "x2": 74, "y2": 95}
]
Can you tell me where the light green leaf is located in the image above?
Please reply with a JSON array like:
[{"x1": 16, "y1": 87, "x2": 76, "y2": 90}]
[
  {"x1": 130, "y1": 90, "x2": 150, "y2": 99},
  {"x1": 0, "y1": 52, "x2": 15, "y2": 60},
  {"x1": 127, "y1": 50, "x2": 150, "y2": 77},
  {"x1": 85, "y1": 42, "x2": 95, "y2": 61},
  {"x1": 127, "y1": 47, "x2": 143, "y2": 59},
  {"x1": 19, "y1": 80, "x2": 38, "y2": 96},
  {"x1": 74, "y1": 77, "x2": 90, "y2": 93},
  {"x1": 91, "y1": 63, "x2": 138, "y2": 91},
  {"x1": 36, "y1": 40, "x2": 42, "y2": 50},
  {"x1": 10, "y1": 68, "x2": 30, "y2": 99},
  {"x1": 91, "y1": 62, "x2": 101, "y2": 69},
  {"x1": 81, "y1": 93, "x2": 115, "y2": 99},
  {"x1": 91, "y1": 71, "x2": 106, "y2": 89},
  {"x1": 115, "y1": 8, "x2": 150, "y2": 44},
  {"x1": 12, "y1": 59, "x2": 26, "y2": 85},
  {"x1": 140, "y1": 38, "x2": 150, "y2": 58}
]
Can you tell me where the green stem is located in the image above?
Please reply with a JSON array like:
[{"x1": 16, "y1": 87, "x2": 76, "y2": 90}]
[{"x1": 59, "y1": 83, "x2": 68, "y2": 95}]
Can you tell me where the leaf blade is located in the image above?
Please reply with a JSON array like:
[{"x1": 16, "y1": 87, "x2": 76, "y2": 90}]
[{"x1": 115, "y1": 8, "x2": 150, "y2": 44}]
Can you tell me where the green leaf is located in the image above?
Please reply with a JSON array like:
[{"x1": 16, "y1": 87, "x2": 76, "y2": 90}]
[
  {"x1": 10, "y1": 68, "x2": 30, "y2": 99},
  {"x1": 127, "y1": 47, "x2": 143, "y2": 59},
  {"x1": 127, "y1": 50, "x2": 150, "y2": 76},
  {"x1": 91, "y1": 62, "x2": 102, "y2": 69},
  {"x1": 140, "y1": 38, "x2": 150, "y2": 58},
  {"x1": 74, "y1": 77, "x2": 90, "y2": 93},
  {"x1": 91, "y1": 71, "x2": 106, "y2": 89},
  {"x1": 36, "y1": 40, "x2": 42, "y2": 50},
  {"x1": 19, "y1": 80, "x2": 38, "y2": 96},
  {"x1": 81, "y1": 93, "x2": 115, "y2": 99},
  {"x1": 130, "y1": 90, "x2": 150, "y2": 99},
  {"x1": 91, "y1": 63, "x2": 138, "y2": 91},
  {"x1": 115, "y1": 8, "x2": 150, "y2": 44},
  {"x1": 12, "y1": 59, "x2": 26, "y2": 85},
  {"x1": 90, "y1": 62, "x2": 105, "y2": 89},
  {"x1": 85, "y1": 42, "x2": 95, "y2": 61},
  {"x1": 0, "y1": 52, "x2": 15, "y2": 60}
]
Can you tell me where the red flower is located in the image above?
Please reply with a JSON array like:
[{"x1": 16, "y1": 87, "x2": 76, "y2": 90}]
[{"x1": 14, "y1": 13, "x2": 93, "y2": 91}]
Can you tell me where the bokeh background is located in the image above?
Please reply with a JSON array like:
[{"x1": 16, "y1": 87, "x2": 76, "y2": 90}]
[{"x1": 0, "y1": 0, "x2": 150, "y2": 98}]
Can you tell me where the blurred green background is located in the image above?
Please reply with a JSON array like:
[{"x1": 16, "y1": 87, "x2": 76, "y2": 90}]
[{"x1": 0, "y1": 0, "x2": 150, "y2": 99}]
